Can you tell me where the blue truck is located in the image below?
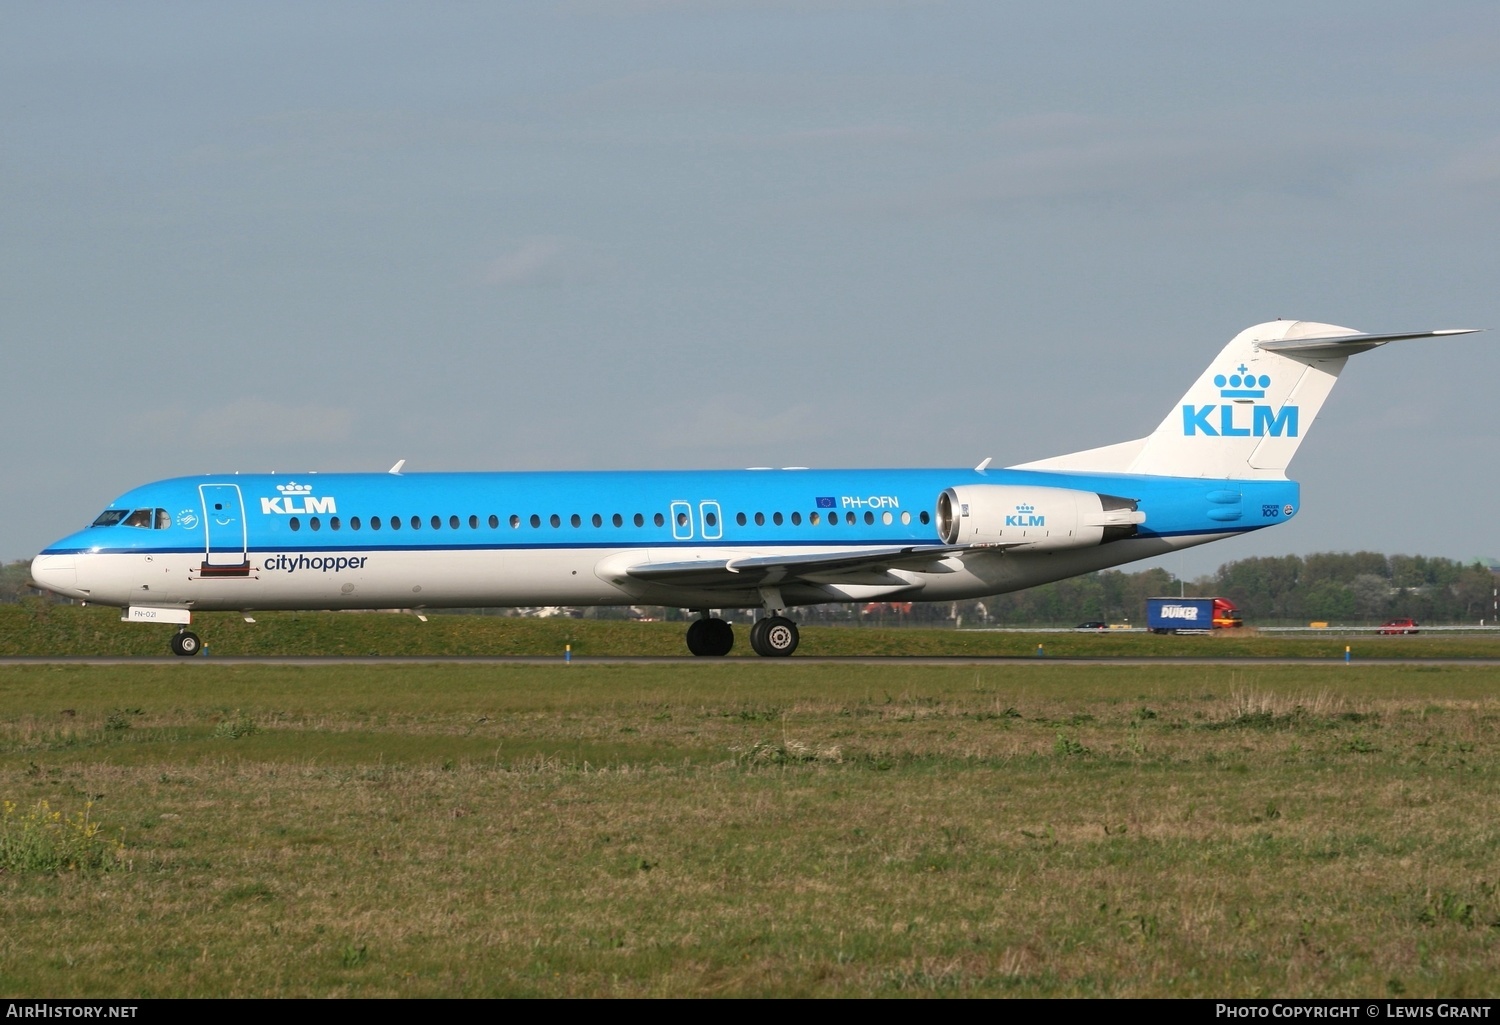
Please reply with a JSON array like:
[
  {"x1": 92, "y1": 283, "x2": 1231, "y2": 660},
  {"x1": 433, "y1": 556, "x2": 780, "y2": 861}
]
[{"x1": 1146, "y1": 596, "x2": 1243, "y2": 634}]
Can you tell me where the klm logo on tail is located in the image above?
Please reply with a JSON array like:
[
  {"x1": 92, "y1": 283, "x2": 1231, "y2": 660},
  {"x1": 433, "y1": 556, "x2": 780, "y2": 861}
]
[{"x1": 1182, "y1": 366, "x2": 1298, "y2": 438}]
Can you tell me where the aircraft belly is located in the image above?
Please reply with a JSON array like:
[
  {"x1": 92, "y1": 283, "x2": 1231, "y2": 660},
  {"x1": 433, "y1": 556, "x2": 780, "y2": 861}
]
[
  {"x1": 69, "y1": 535, "x2": 1236, "y2": 613},
  {"x1": 67, "y1": 554, "x2": 145, "y2": 606},
  {"x1": 497, "y1": 548, "x2": 635, "y2": 606}
]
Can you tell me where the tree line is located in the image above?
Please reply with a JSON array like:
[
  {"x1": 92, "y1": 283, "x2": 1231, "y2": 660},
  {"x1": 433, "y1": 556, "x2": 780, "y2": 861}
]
[
  {"x1": 968, "y1": 552, "x2": 1498, "y2": 626},
  {"x1": 4, "y1": 553, "x2": 1496, "y2": 625}
]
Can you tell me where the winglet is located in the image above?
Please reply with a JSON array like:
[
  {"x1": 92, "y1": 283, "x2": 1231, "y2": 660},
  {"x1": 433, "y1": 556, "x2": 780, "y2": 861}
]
[{"x1": 388, "y1": 459, "x2": 406, "y2": 475}]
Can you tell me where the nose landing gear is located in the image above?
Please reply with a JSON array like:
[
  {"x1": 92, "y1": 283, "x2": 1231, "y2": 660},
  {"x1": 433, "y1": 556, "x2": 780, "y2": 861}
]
[{"x1": 169, "y1": 629, "x2": 202, "y2": 657}]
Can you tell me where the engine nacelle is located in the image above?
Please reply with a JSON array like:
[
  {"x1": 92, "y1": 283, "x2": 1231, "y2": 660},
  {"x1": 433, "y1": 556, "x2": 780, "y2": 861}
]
[{"x1": 935, "y1": 484, "x2": 1145, "y2": 550}]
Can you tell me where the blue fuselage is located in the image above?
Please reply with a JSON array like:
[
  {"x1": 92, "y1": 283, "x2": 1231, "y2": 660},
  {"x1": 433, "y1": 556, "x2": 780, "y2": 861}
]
[{"x1": 33, "y1": 467, "x2": 1298, "y2": 612}]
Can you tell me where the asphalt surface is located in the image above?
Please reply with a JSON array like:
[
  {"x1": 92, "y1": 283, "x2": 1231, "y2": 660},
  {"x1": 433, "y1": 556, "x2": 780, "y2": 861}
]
[{"x1": 3, "y1": 655, "x2": 1499, "y2": 667}]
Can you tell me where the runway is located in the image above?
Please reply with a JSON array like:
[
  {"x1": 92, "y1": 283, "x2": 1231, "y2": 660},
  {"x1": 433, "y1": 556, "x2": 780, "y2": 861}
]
[{"x1": 4, "y1": 655, "x2": 1500, "y2": 667}]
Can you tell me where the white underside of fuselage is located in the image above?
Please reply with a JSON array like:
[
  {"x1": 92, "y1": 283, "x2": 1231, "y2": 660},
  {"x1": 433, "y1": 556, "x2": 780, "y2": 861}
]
[{"x1": 43, "y1": 533, "x2": 1230, "y2": 614}]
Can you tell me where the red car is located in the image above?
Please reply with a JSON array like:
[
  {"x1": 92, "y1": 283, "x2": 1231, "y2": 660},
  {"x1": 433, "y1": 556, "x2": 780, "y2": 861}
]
[{"x1": 1379, "y1": 618, "x2": 1419, "y2": 635}]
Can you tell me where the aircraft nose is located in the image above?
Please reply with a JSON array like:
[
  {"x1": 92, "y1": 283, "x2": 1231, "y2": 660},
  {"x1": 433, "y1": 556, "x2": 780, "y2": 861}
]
[{"x1": 30, "y1": 554, "x2": 78, "y2": 596}]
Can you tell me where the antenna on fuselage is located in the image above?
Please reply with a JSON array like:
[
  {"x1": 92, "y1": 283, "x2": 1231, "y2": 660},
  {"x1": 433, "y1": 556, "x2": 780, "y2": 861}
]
[{"x1": 388, "y1": 459, "x2": 406, "y2": 475}]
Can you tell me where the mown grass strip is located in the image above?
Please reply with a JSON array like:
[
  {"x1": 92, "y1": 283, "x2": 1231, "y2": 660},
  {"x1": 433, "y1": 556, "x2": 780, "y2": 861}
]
[
  {"x1": 6, "y1": 603, "x2": 1500, "y2": 659},
  {"x1": 0, "y1": 662, "x2": 1496, "y2": 996}
]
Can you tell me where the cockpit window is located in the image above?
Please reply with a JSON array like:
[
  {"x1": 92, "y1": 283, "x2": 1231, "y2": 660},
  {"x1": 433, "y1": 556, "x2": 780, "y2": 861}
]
[
  {"x1": 91, "y1": 510, "x2": 129, "y2": 527},
  {"x1": 121, "y1": 508, "x2": 171, "y2": 529}
]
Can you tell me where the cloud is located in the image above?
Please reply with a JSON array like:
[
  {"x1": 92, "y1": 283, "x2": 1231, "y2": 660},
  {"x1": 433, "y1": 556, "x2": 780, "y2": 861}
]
[
  {"x1": 737, "y1": 123, "x2": 929, "y2": 150},
  {"x1": 121, "y1": 399, "x2": 355, "y2": 448},
  {"x1": 635, "y1": 397, "x2": 844, "y2": 456},
  {"x1": 479, "y1": 237, "x2": 612, "y2": 287},
  {"x1": 847, "y1": 122, "x2": 1407, "y2": 215},
  {"x1": 1436, "y1": 137, "x2": 1500, "y2": 192}
]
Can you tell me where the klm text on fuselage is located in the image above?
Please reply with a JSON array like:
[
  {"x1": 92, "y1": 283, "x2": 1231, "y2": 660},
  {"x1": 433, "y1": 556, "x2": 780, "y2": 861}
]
[{"x1": 260, "y1": 496, "x2": 337, "y2": 515}]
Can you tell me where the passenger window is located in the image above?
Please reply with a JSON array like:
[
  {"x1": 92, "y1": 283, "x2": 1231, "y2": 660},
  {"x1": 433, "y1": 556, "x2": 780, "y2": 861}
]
[
  {"x1": 634, "y1": 513, "x2": 645, "y2": 527},
  {"x1": 550, "y1": 514, "x2": 561, "y2": 528},
  {"x1": 736, "y1": 512, "x2": 746, "y2": 526},
  {"x1": 704, "y1": 511, "x2": 718, "y2": 528},
  {"x1": 571, "y1": 514, "x2": 581, "y2": 528},
  {"x1": 530, "y1": 514, "x2": 541, "y2": 528},
  {"x1": 370, "y1": 517, "x2": 381, "y2": 531},
  {"x1": 592, "y1": 513, "x2": 603, "y2": 528},
  {"x1": 290, "y1": 517, "x2": 301, "y2": 531},
  {"x1": 612, "y1": 513, "x2": 623, "y2": 527},
  {"x1": 919, "y1": 511, "x2": 931, "y2": 525},
  {"x1": 453, "y1": 515, "x2": 463, "y2": 530},
  {"x1": 864, "y1": 511, "x2": 874, "y2": 525},
  {"x1": 654, "y1": 512, "x2": 665, "y2": 527},
  {"x1": 754, "y1": 512, "x2": 765, "y2": 526},
  {"x1": 810, "y1": 512, "x2": 820, "y2": 525},
  {"x1": 900, "y1": 511, "x2": 911, "y2": 525},
  {"x1": 491, "y1": 515, "x2": 502, "y2": 529},
  {"x1": 882, "y1": 511, "x2": 893, "y2": 525},
  {"x1": 788, "y1": 512, "x2": 799, "y2": 525},
  {"x1": 310, "y1": 517, "x2": 321, "y2": 532},
  {"x1": 846, "y1": 512, "x2": 856, "y2": 525},
  {"x1": 352, "y1": 516, "x2": 362, "y2": 530},
  {"x1": 676, "y1": 512, "x2": 688, "y2": 527},
  {"x1": 390, "y1": 516, "x2": 401, "y2": 530},
  {"x1": 431, "y1": 515, "x2": 441, "y2": 530},
  {"x1": 331, "y1": 516, "x2": 341, "y2": 531}
]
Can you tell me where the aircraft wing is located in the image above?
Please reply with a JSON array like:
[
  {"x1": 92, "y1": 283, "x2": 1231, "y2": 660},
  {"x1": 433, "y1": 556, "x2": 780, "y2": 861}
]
[{"x1": 623, "y1": 544, "x2": 990, "y2": 589}]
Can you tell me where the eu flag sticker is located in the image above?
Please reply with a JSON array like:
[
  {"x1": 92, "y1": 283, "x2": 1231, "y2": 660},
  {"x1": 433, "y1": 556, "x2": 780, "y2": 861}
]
[{"x1": 815, "y1": 496, "x2": 836, "y2": 509}]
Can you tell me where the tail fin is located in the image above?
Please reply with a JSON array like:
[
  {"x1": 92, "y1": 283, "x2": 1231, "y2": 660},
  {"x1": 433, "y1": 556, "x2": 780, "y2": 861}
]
[{"x1": 1014, "y1": 321, "x2": 1478, "y2": 479}]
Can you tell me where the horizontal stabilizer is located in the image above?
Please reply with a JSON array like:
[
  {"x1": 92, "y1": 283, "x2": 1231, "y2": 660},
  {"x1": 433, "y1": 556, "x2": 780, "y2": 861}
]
[{"x1": 1258, "y1": 328, "x2": 1478, "y2": 358}]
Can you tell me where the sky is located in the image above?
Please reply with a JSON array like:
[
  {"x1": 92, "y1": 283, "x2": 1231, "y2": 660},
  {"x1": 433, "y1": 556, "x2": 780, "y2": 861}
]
[{"x1": 3, "y1": 1, "x2": 1497, "y2": 580}]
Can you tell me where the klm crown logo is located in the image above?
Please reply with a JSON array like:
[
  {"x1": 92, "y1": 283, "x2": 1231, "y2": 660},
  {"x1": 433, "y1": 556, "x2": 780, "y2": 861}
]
[
  {"x1": 1214, "y1": 365, "x2": 1271, "y2": 398},
  {"x1": 276, "y1": 482, "x2": 314, "y2": 496},
  {"x1": 1183, "y1": 363, "x2": 1297, "y2": 439}
]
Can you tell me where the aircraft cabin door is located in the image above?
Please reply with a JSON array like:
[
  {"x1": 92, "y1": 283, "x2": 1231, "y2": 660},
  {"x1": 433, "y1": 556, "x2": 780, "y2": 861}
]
[
  {"x1": 198, "y1": 483, "x2": 250, "y2": 575},
  {"x1": 670, "y1": 501, "x2": 694, "y2": 540},
  {"x1": 699, "y1": 501, "x2": 722, "y2": 540}
]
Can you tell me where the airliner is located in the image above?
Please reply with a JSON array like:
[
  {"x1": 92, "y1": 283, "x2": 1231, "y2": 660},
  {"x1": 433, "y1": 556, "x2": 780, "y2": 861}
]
[{"x1": 30, "y1": 320, "x2": 1477, "y2": 657}]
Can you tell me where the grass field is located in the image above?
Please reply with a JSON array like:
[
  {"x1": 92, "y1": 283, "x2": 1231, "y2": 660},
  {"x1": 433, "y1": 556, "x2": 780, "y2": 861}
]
[
  {"x1": 1, "y1": 660, "x2": 1497, "y2": 997},
  {"x1": 5, "y1": 603, "x2": 1500, "y2": 659}
]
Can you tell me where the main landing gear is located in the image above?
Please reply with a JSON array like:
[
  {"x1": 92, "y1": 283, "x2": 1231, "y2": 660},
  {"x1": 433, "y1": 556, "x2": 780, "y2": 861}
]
[
  {"x1": 169, "y1": 629, "x2": 202, "y2": 657},
  {"x1": 685, "y1": 616, "x2": 734, "y2": 657},
  {"x1": 682, "y1": 610, "x2": 800, "y2": 657},
  {"x1": 749, "y1": 616, "x2": 799, "y2": 657}
]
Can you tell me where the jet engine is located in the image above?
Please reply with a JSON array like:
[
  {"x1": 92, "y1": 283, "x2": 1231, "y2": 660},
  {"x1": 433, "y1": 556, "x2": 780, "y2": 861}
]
[{"x1": 935, "y1": 485, "x2": 1145, "y2": 550}]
